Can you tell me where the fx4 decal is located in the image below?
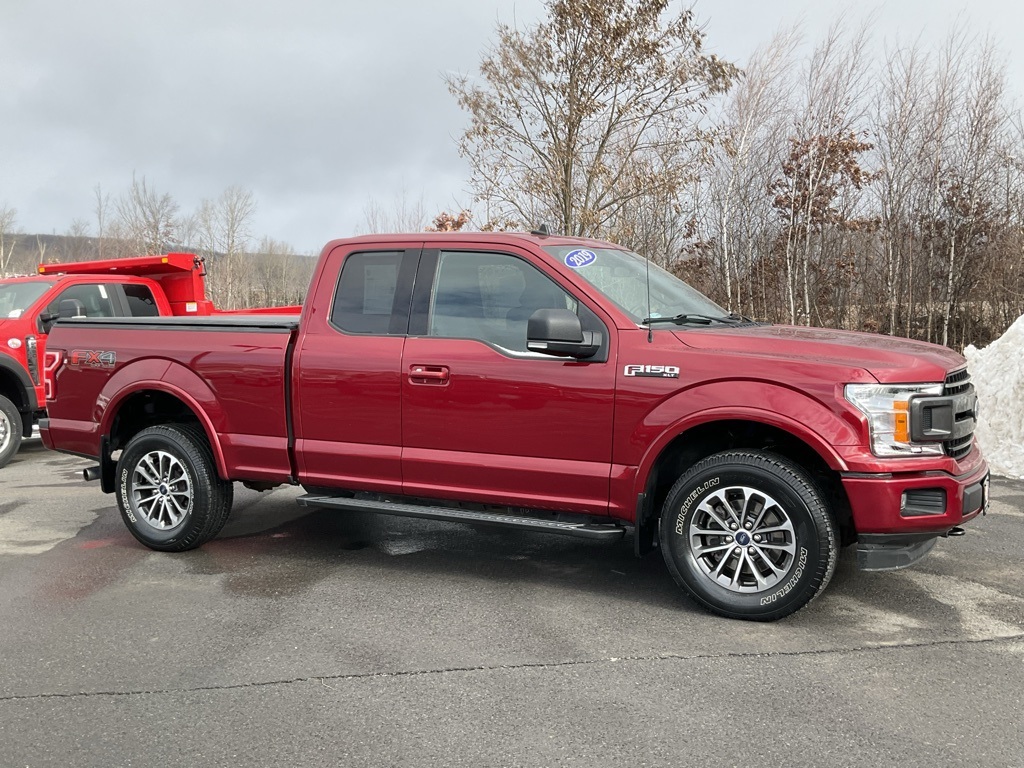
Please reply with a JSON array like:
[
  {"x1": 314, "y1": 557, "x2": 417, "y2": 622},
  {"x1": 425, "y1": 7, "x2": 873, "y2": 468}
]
[
  {"x1": 69, "y1": 350, "x2": 116, "y2": 369},
  {"x1": 624, "y1": 364, "x2": 679, "y2": 378}
]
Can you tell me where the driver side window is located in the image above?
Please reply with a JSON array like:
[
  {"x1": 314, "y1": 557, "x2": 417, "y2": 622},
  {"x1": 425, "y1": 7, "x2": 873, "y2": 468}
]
[
  {"x1": 429, "y1": 251, "x2": 575, "y2": 353},
  {"x1": 47, "y1": 284, "x2": 116, "y2": 318}
]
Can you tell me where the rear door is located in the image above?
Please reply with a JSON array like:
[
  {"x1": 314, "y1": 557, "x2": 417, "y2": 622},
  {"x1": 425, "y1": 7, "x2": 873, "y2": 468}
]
[
  {"x1": 292, "y1": 241, "x2": 420, "y2": 493},
  {"x1": 400, "y1": 245, "x2": 617, "y2": 514}
]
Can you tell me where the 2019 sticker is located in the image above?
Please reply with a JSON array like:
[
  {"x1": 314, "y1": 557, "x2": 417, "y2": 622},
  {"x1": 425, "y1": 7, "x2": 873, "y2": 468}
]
[{"x1": 564, "y1": 249, "x2": 597, "y2": 268}]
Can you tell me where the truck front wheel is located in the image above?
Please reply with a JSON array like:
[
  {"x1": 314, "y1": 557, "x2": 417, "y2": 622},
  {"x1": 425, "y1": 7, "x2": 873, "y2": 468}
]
[
  {"x1": 659, "y1": 450, "x2": 838, "y2": 621},
  {"x1": 116, "y1": 425, "x2": 233, "y2": 551},
  {"x1": 0, "y1": 394, "x2": 23, "y2": 469}
]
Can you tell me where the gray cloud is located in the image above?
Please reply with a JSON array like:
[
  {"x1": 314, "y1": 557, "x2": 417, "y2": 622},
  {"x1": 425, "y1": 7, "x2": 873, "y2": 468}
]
[
  {"x1": 2, "y1": 0, "x2": 545, "y2": 252},
  {"x1": 2, "y1": 0, "x2": 1018, "y2": 254}
]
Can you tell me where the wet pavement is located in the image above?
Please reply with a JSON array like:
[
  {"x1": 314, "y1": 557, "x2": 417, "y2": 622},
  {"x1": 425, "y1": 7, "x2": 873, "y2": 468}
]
[{"x1": 1, "y1": 440, "x2": 1022, "y2": 767}]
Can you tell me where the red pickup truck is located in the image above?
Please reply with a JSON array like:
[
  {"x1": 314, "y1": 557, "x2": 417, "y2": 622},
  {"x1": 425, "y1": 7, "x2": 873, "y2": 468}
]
[{"x1": 39, "y1": 232, "x2": 989, "y2": 620}]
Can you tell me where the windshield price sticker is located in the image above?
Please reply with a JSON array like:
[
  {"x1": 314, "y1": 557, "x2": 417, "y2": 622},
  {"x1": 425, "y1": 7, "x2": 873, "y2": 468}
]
[{"x1": 564, "y1": 249, "x2": 597, "y2": 268}]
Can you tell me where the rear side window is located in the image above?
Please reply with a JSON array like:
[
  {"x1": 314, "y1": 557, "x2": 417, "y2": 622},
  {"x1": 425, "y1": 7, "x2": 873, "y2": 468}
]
[
  {"x1": 331, "y1": 251, "x2": 404, "y2": 334},
  {"x1": 47, "y1": 284, "x2": 116, "y2": 318},
  {"x1": 123, "y1": 284, "x2": 159, "y2": 317}
]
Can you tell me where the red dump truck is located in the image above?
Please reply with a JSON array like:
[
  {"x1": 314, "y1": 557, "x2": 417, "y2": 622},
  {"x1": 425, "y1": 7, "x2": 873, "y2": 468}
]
[
  {"x1": 39, "y1": 232, "x2": 988, "y2": 620},
  {"x1": 0, "y1": 253, "x2": 297, "y2": 467}
]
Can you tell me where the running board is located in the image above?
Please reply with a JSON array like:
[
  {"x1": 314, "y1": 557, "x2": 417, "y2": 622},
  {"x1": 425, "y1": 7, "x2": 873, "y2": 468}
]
[{"x1": 296, "y1": 494, "x2": 626, "y2": 540}]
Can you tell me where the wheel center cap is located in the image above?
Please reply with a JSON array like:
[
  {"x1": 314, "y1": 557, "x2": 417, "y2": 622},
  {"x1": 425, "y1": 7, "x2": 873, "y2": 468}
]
[
  {"x1": 735, "y1": 531, "x2": 751, "y2": 546},
  {"x1": 158, "y1": 483, "x2": 169, "y2": 496}
]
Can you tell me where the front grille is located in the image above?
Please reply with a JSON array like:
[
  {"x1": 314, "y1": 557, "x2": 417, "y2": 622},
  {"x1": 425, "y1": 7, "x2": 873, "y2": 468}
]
[
  {"x1": 943, "y1": 368, "x2": 975, "y2": 459},
  {"x1": 945, "y1": 367, "x2": 971, "y2": 395}
]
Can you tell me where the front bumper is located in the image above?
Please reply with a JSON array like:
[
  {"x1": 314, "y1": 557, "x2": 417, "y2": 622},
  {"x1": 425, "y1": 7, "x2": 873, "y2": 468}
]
[{"x1": 842, "y1": 459, "x2": 989, "y2": 571}]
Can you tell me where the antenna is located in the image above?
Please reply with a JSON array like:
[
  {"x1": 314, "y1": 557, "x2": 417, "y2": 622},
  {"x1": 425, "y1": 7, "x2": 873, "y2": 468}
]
[
  {"x1": 645, "y1": 251, "x2": 653, "y2": 343},
  {"x1": 530, "y1": 223, "x2": 550, "y2": 236}
]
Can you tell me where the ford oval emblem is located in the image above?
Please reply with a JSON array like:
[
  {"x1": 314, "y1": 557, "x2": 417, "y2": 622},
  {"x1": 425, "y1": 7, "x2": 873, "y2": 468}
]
[{"x1": 564, "y1": 249, "x2": 597, "y2": 268}]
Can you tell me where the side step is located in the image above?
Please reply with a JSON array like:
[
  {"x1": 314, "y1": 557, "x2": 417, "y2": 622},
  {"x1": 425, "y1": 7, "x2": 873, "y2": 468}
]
[{"x1": 296, "y1": 494, "x2": 626, "y2": 540}]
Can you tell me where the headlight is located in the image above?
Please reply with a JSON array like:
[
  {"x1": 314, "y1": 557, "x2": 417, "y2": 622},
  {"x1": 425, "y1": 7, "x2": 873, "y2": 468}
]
[{"x1": 845, "y1": 383, "x2": 944, "y2": 457}]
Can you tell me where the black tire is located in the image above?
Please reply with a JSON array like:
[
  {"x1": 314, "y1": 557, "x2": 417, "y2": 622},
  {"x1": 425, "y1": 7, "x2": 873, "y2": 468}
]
[
  {"x1": 116, "y1": 424, "x2": 234, "y2": 552},
  {"x1": 658, "y1": 450, "x2": 838, "y2": 621},
  {"x1": 0, "y1": 394, "x2": 24, "y2": 469}
]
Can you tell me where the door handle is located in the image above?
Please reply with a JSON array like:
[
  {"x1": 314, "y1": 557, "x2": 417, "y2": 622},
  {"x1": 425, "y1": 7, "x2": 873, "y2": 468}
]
[{"x1": 409, "y1": 365, "x2": 450, "y2": 385}]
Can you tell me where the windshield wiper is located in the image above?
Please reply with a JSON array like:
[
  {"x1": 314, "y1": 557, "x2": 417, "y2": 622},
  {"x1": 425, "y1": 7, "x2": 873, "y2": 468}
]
[{"x1": 641, "y1": 313, "x2": 738, "y2": 326}]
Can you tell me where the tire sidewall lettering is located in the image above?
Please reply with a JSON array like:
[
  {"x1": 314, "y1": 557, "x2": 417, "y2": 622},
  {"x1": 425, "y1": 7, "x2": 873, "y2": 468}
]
[
  {"x1": 119, "y1": 467, "x2": 137, "y2": 523},
  {"x1": 674, "y1": 476, "x2": 720, "y2": 535},
  {"x1": 118, "y1": 435, "x2": 195, "y2": 542},
  {"x1": 758, "y1": 546, "x2": 808, "y2": 606}
]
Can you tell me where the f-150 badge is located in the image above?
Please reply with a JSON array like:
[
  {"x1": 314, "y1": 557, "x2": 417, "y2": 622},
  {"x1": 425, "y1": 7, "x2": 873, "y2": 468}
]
[{"x1": 624, "y1": 364, "x2": 679, "y2": 378}]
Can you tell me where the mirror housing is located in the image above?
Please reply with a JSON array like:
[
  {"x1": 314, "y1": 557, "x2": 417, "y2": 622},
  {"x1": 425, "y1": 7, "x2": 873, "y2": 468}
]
[
  {"x1": 59, "y1": 299, "x2": 87, "y2": 319},
  {"x1": 41, "y1": 299, "x2": 86, "y2": 334},
  {"x1": 526, "y1": 308, "x2": 601, "y2": 359}
]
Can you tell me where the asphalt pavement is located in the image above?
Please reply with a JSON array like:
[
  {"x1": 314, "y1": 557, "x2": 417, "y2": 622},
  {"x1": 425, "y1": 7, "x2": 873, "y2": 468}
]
[{"x1": 1, "y1": 440, "x2": 1022, "y2": 767}]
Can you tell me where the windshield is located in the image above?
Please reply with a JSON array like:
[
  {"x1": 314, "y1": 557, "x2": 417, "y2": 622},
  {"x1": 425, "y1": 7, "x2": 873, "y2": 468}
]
[
  {"x1": 543, "y1": 245, "x2": 725, "y2": 323},
  {"x1": 0, "y1": 280, "x2": 50, "y2": 319}
]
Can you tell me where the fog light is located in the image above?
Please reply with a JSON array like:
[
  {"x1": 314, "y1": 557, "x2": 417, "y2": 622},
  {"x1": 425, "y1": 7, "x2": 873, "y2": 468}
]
[{"x1": 901, "y1": 488, "x2": 946, "y2": 516}]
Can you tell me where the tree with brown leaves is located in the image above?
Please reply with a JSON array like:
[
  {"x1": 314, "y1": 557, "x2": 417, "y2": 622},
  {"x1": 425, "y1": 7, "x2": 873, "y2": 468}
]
[
  {"x1": 446, "y1": 0, "x2": 736, "y2": 240},
  {"x1": 425, "y1": 210, "x2": 472, "y2": 232}
]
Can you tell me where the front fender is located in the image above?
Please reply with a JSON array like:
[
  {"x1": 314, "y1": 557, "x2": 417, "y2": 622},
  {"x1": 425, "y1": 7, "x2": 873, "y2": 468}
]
[
  {"x1": 0, "y1": 353, "x2": 38, "y2": 412},
  {"x1": 632, "y1": 380, "x2": 860, "y2": 498},
  {"x1": 98, "y1": 359, "x2": 229, "y2": 477}
]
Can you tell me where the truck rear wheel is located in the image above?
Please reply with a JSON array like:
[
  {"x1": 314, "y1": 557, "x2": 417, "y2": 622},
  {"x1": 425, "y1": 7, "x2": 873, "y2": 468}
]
[
  {"x1": 0, "y1": 394, "x2": 23, "y2": 469},
  {"x1": 116, "y1": 425, "x2": 233, "y2": 551},
  {"x1": 659, "y1": 450, "x2": 838, "y2": 621}
]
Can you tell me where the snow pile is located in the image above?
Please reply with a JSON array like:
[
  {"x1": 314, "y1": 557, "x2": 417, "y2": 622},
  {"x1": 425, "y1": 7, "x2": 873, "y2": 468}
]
[{"x1": 965, "y1": 314, "x2": 1024, "y2": 479}]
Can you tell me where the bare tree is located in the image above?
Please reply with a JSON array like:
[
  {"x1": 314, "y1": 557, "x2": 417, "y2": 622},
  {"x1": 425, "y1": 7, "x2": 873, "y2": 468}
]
[
  {"x1": 57, "y1": 219, "x2": 94, "y2": 263},
  {"x1": 770, "y1": 19, "x2": 873, "y2": 325},
  {"x1": 935, "y1": 38, "x2": 1007, "y2": 347},
  {"x1": 707, "y1": 26, "x2": 800, "y2": 313},
  {"x1": 246, "y1": 237, "x2": 312, "y2": 308},
  {"x1": 34, "y1": 235, "x2": 48, "y2": 265},
  {"x1": 93, "y1": 184, "x2": 111, "y2": 260},
  {"x1": 446, "y1": 0, "x2": 737, "y2": 237},
  {"x1": 358, "y1": 191, "x2": 427, "y2": 234},
  {"x1": 871, "y1": 41, "x2": 928, "y2": 336},
  {"x1": 115, "y1": 175, "x2": 182, "y2": 255},
  {"x1": 0, "y1": 205, "x2": 19, "y2": 276},
  {"x1": 195, "y1": 186, "x2": 257, "y2": 308}
]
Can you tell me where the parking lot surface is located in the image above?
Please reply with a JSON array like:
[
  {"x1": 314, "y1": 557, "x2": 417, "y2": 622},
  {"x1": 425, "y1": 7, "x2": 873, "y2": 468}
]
[{"x1": 1, "y1": 441, "x2": 1022, "y2": 767}]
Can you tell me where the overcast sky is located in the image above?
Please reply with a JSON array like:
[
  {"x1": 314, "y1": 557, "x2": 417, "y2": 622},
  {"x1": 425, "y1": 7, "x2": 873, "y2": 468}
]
[{"x1": 1, "y1": 0, "x2": 1020, "y2": 255}]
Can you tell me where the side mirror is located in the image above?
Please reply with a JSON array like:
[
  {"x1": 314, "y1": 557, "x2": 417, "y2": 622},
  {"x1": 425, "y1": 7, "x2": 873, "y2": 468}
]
[
  {"x1": 41, "y1": 299, "x2": 86, "y2": 333},
  {"x1": 526, "y1": 308, "x2": 601, "y2": 359},
  {"x1": 59, "y1": 299, "x2": 87, "y2": 319}
]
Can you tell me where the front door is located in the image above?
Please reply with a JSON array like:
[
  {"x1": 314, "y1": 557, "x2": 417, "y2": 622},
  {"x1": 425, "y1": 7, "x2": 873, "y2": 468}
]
[{"x1": 401, "y1": 247, "x2": 616, "y2": 514}]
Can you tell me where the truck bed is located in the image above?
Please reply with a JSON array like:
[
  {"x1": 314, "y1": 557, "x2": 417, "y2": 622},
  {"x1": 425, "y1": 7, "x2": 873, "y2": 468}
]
[{"x1": 44, "y1": 315, "x2": 300, "y2": 482}]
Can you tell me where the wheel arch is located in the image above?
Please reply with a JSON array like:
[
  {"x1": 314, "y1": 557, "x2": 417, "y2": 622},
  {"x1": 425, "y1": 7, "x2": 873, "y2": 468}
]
[
  {"x1": 636, "y1": 412, "x2": 856, "y2": 548},
  {"x1": 0, "y1": 356, "x2": 36, "y2": 414},
  {"x1": 100, "y1": 366, "x2": 228, "y2": 479}
]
